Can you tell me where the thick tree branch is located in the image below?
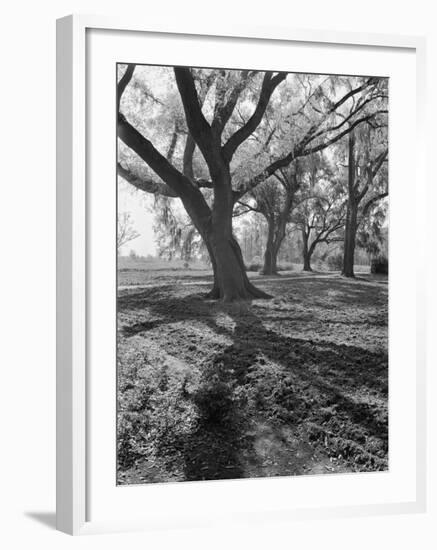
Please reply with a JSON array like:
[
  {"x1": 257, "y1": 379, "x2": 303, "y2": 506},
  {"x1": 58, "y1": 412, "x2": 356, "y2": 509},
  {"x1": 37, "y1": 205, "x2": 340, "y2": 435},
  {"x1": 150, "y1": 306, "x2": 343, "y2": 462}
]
[
  {"x1": 118, "y1": 114, "x2": 193, "y2": 198},
  {"x1": 233, "y1": 150, "x2": 296, "y2": 201},
  {"x1": 117, "y1": 64, "x2": 136, "y2": 111},
  {"x1": 173, "y1": 67, "x2": 218, "y2": 171},
  {"x1": 302, "y1": 99, "x2": 386, "y2": 148},
  {"x1": 117, "y1": 65, "x2": 207, "y2": 200},
  {"x1": 361, "y1": 191, "x2": 388, "y2": 218},
  {"x1": 235, "y1": 110, "x2": 385, "y2": 201},
  {"x1": 222, "y1": 72, "x2": 287, "y2": 162},
  {"x1": 211, "y1": 70, "x2": 251, "y2": 137},
  {"x1": 370, "y1": 149, "x2": 388, "y2": 179},
  {"x1": 302, "y1": 112, "x2": 387, "y2": 156},
  {"x1": 183, "y1": 134, "x2": 196, "y2": 180},
  {"x1": 166, "y1": 123, "x2": 179, "y2": 162},
  {"x1": 236, "y1": 200, "x2": 262, "y2": 214},
  {"x1": 195, "y1": 178, "x2": 214, "y2": 189},
  {"x1": 356, "y1": 148, "x2": 388, "y2": 202},
  {"x1": 182, "y1": 71, "x2": 217, "y2": 181},
  {"x1": 296, "y1": 79, "x2": 376, "y2": 148},
  {"x1": 331, "y1": 78, "x2": 378, "y2": 109},
  {"x1": 117, "y1": 163, "x2": 177, "y2": 197}
]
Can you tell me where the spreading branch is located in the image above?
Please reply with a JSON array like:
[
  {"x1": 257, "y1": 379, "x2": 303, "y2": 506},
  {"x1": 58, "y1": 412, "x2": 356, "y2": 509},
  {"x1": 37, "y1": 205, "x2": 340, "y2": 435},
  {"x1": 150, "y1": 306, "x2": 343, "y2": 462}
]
[
  {"x1": 173, "y1": 68, "x2": 218, "y2": 171},
  {"x1": 211, "y1": 70, "x2": 252, "y2": 136},
  {"x1": 361, "y1": 191, "x2": 388, "y2": 218},
  {"x1": 234, "y1": 78, "x2": 387, "y2": 201},
  {"x1": 182, "y1": 72, "x2": 216, "y2": 181},
  {"x1": 222, "y1": 72, "x2": 287, "y2": 162},
  {"x1": 118, "y1": 66, "x2": 212, "y2": 205},
  {"x1": 118, "y1": 114, "x2": 192, "y2": 198},
  {"x1": 117, "y1": 163, "x2": 178, "y2": 197}
]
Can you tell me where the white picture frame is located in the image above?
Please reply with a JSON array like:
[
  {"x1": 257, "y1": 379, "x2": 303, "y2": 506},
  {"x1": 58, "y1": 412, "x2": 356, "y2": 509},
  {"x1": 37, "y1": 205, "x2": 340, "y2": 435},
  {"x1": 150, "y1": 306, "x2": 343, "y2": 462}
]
[{"x1": 56, "y1": 14, "x2": 427, "y2": 535}]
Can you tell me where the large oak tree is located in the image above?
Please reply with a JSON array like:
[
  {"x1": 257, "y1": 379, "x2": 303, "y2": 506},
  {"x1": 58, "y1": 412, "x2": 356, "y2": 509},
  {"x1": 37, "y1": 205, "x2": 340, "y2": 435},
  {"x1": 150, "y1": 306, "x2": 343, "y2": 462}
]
[{"x1": 117, "y1": 66, "x2": 387, "y2": 300}]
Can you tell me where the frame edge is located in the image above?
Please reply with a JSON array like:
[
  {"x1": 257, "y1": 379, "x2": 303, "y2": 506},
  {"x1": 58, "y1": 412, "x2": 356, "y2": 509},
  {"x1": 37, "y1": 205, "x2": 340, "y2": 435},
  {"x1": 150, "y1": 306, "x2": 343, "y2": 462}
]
[
  {"x1": 56, "y1": 14, "x2": 87, "y2": 535},
  {"x1": 56, "y1": 13, "x2": 427, "y2": 533}
]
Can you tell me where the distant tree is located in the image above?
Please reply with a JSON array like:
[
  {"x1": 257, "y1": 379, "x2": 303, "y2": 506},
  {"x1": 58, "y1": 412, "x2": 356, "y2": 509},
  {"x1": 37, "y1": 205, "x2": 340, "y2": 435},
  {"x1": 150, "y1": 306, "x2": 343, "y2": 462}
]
[
  {"x1": 291, "y1": 164, "x2": 346, "y2": 271},
  {"x1": 237, "y1": 214, "x2": 265, "y2": 263},
  {"x1": 233, "y1": 75, "x2": 387, "y2": 276},
  {"x1": 238, "y1": 165, "x2": 300, "y2": 276},
  {"x1": 341, "y1": 125, "x2": 388, "y2": 277},
  {"x1": 117, "y1": 211, "x2": 140, "y2": 253}
]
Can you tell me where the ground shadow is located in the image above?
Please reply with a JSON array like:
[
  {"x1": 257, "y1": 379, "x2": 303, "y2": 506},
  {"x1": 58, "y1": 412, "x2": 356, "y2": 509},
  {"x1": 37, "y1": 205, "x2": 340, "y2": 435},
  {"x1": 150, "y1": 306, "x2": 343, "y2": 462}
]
[
  {"x1": 24, "y1": 511, "x2": 56, "y2": 530},
  {"x1": 117, "y1": 274, "x2": 388, "y2": 482},
  {"x1": 174, "y1": 357, "x2": 247, "y2": 481}
]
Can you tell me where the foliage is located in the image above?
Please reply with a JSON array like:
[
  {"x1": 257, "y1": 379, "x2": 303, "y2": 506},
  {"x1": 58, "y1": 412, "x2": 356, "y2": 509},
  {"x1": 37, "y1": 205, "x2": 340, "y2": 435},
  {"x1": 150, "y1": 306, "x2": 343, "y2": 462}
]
[
  {"x1": 290, "y1": 154, "x2": 346, "y2": 267},
  {"x1": 152, "y1": 196, "x2": 205, "y2": 262},
  {"x1": 246, "y1": 255, "x2": 263, "y2": 272},
  {"x1": 246, "y1": 257, "x2": 296, "y2": 272},
  {"x1": 371, "y1": 255, "x2": 388, "y2": 274},
  {"x1": 357, "y1": 213, "x2": 388, "y2": 257},
  {"x1": 117, "y1": 211, "x2": 140, "y2": 252},
  {"x1": 326, "y1": 252, "x2": 344, "y2": 271}
]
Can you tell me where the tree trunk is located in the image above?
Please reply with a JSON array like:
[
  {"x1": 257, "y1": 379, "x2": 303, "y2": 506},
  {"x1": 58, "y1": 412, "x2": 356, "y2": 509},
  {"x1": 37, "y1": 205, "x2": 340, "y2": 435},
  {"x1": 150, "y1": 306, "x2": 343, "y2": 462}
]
[
  {"x1": 202, "y1": 238, "x2": 220, "y2": 299},
  {"x1": 342, "y1": 199, "x2": 358, "y2": 277},
  {"x1": 261, "y1": 244, "x2": 278, "y2": 275},
  {"x1": 303, "y1": 253, "x2": 312, "y2": 272},
  {"x1": 302, "y1": 231, "x2": 313, "y2": 272},
  {"x1": 342, "y1": 129, "x2": 358, "y2": 278},
  {"x1": 209, "y1": 234, "x2": 270, "y2": 301},
  {"x1": 261, "y1": 220, "x2": 279, "y2": 275},
  {"x1": 204, "y1": 179, "x2": 271, "y2": 301}
]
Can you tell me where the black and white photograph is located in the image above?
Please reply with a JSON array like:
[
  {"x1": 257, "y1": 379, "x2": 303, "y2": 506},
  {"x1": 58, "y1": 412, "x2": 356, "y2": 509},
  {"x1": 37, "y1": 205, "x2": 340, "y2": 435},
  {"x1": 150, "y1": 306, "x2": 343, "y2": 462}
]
[
  {"x1": 1, "y1": 0, "x2": 434, "y2": 544},
  {"x1": 116, "y1": 63, "x2": 389, "y2": 485}
]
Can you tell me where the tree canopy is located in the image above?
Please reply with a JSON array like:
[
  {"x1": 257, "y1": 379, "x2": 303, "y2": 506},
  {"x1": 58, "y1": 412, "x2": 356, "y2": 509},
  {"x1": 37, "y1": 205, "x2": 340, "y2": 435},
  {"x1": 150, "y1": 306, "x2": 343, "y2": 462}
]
[{"x1": 117, "y1": 64, "x2": 388, "y2": 299}]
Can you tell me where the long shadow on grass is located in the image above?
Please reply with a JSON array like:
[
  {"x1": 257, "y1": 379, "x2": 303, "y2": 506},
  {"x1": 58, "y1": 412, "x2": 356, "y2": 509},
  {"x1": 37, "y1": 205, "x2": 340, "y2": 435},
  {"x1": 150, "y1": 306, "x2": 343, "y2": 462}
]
[
  {"x1": 180, "y1": 305, "x2": 387, "y2": 479},
  {"x1": 266, "y1": 277, "x2": 387, "y2": 309},
  {"x1": 170, "y1": 358, "x2": 247, "y2": 481},
  {"x1": 210, "y1": 305, "x2": 388, "y2": 433},
  {"x1": 118, "y1": 278, "x2": 388, "y2": 480}
]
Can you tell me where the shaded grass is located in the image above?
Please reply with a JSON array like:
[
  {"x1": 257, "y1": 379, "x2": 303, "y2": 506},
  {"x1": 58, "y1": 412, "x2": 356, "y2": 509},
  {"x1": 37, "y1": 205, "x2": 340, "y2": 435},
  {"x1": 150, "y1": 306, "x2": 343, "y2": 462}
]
[{"x1": 117, "y1": 273, "x2": 388, "y2": 484}]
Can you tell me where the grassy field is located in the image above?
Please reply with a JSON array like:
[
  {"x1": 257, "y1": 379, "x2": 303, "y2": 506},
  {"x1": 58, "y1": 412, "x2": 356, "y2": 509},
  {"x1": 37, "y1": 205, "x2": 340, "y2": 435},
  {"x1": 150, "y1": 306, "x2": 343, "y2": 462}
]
[
  {"x1": 117, "y1": 259, "x2": 388, "y2": 484},
  {"x1": 118, "y1": 256, "x2": 371, "y2": 287}
]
